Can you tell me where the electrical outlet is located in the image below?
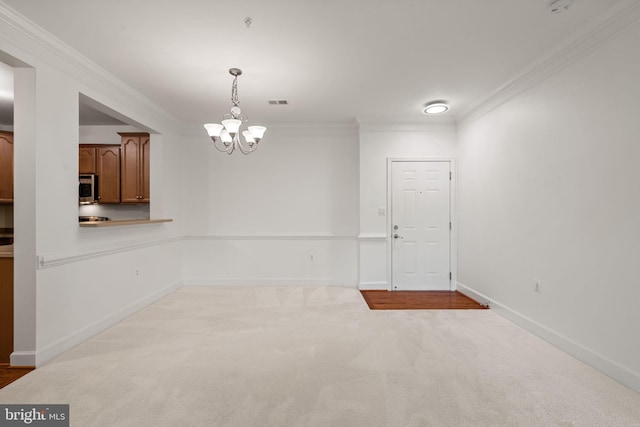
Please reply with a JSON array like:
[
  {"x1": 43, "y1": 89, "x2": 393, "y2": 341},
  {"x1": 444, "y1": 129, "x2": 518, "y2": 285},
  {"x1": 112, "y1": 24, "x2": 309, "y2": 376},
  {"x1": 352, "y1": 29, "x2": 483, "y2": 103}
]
[
  {"x1": 309, "y1": 253, "x2": 315, "y2": 262},
  {"x1": 533, "y1": 279, "x2": 542, "y2": 294},
  {"x1": 134, "y1": 267, "x2": 141, "y2": 278}
]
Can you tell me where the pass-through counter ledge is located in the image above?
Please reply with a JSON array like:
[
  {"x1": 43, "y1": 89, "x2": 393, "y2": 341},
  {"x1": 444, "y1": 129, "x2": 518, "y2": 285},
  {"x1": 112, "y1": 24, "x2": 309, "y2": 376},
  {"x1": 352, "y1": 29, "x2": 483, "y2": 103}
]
[{"x1": 79, "y1": 219, "x2": 173, "y2": 227}]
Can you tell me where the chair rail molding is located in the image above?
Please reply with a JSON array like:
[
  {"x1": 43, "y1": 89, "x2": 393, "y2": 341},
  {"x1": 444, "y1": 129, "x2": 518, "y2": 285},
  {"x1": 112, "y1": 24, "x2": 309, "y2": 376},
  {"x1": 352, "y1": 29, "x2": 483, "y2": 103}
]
[
  {"x1": 186, "y1": 233, "x2": 357, "y2": 241},
  {"x1": 37, "y1": 235, "x2": 183, "y2": 269}
]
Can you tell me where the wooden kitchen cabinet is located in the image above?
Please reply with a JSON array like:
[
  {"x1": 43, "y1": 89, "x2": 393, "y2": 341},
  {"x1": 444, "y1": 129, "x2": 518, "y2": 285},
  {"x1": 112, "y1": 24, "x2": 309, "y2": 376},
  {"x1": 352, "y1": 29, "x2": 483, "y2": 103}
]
[
  {"x1": 0, "y1": 257, "x2": 13, "y2": 363},
  {"x1": 0, "y1": 131, "x2": 14, "y2": 203},
  {"x1": 79, "y1": 144, "x2": 121, "y2": 204},
  {"x1": 119, "y1": 133, "x2": 150, "y2": 203},
  {"x1": 78, "y1": 146, "x2": 97, "y2": 174},
  {"x1": 96, "y1": 146, "x2": 121, "y2": 203}
]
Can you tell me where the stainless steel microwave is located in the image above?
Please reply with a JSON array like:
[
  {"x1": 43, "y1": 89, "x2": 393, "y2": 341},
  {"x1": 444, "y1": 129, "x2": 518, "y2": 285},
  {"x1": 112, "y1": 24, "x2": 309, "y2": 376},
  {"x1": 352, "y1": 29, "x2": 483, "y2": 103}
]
[{"x1": 79, "y1": 174, "x2": 98, "y2": 204}]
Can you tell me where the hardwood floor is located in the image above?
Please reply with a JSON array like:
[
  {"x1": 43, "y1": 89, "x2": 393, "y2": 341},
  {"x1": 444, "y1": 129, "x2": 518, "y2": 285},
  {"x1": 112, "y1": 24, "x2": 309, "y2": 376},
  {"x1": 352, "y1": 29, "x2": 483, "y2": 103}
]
[
  {"x1": 0, "y1": 364, "x2": 34, "y2": 389},
  {"x1": 361, "y1": 290, "x2": 488, "y2": 310}
]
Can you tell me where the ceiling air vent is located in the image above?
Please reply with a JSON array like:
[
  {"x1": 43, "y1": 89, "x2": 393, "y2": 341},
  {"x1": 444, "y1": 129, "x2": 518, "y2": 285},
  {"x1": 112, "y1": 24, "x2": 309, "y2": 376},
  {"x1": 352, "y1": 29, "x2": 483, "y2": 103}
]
[{"x1": 268, "y1": 100, "x2": 289, "y2": 105}]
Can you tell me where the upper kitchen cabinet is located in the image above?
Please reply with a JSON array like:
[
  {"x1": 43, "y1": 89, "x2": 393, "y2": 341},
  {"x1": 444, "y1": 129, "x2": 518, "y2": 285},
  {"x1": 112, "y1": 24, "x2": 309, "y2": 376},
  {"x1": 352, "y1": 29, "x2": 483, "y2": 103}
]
[
  {"x1": 78, "y1": 144, "x2": 121, "y2": 204},
  {"x1": 79, "y1": 145, "x2": 96, "y2": 174},
  {"x1": 0, "y1": 131, "x2": 13, "y2": 203},
  {"x1": 96, "y1": 146, "x2": 121, "y2": 204},
  {"x1": 120, "y1": 132, "x2": 150, "y2": 203}
]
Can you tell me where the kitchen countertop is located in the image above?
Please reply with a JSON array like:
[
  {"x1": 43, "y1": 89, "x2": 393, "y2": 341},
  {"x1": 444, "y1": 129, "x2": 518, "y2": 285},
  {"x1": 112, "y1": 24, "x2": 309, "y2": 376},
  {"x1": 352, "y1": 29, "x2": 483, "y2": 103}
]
[
  {"x1": 0, "y1": 244, "x2": 13, "y2": 258},
  {"x1": 79, "y1": 218, "x2": 173, "y2": 227}
]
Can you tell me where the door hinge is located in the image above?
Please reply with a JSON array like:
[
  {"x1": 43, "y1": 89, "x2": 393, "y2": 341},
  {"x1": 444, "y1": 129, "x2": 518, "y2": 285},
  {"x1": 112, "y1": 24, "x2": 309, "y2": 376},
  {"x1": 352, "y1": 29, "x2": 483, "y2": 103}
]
[
  {"x1": 449, "y1": 222, "x2": 452, "y2": 230},
  {"x1": 449, "y1": 272, "x2": 452, "y2": 281},
  {"x1": 449, "y1": 171, "x2": 452, "y2": 180}
]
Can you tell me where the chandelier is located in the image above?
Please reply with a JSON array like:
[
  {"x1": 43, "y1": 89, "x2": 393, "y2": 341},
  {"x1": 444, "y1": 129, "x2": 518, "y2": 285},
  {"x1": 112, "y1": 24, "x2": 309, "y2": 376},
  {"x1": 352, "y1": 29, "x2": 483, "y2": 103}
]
[{"x1": 204, "y1": 68, "x2": 266, "y2": 155}]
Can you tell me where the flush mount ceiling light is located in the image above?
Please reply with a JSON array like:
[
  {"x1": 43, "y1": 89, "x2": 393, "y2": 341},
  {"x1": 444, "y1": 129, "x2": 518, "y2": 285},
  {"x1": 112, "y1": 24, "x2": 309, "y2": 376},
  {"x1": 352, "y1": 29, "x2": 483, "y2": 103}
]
[
  {"x1": 204, "y1": 68, "x2": 266, "y2": 155},
  {"x1": 423, "y1": 102, "x2": 449, "y2": 115}
]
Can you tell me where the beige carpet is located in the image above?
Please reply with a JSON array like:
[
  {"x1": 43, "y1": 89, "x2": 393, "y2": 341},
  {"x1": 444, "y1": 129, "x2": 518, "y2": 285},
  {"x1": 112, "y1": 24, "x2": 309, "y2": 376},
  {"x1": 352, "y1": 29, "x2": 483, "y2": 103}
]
[{"x1": 1, "y1": 286, "x2": 639, "y2": 426}]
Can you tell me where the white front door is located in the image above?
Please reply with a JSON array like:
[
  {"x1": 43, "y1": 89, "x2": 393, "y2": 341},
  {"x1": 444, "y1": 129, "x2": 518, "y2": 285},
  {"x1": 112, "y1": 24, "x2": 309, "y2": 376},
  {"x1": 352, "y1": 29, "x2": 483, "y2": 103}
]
[{"x1": 391, "y1": 161, "x2": 451, "y2": 290}]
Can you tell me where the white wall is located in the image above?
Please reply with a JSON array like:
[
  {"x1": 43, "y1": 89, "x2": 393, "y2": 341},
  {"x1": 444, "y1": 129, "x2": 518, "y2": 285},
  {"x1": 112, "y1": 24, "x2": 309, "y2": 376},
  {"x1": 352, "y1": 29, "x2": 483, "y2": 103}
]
[
  {"x1": 358, "y1": 123, "x2": 457, "y2": 289},
  {"x1": 457, "y1": 19, "x2": 640, "y2": 391},
  {"x1": 79, "y1": 125, "x2": 140, "y2": 144},
  {"x1": 183, "y1": 125, "x2": 359, "y2": 286},
  {"x1": 0, "y1": 4, "x2": 186, "y2": 366}
]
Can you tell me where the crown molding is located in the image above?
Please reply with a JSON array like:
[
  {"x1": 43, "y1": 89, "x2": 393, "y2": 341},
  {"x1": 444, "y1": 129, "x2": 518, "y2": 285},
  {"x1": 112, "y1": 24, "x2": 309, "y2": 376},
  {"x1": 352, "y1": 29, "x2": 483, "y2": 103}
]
[
  {"x1": 357, "y1": 120, "x2": 456, "y2": 133},
  {"x1": 0, "y1": 2, "x2": 183, "y2": 134},
  {"x1": 181, "y1": 121, "x2": 358, "y2": 138},
  {"x1": 458, "y1": 1, "x2": 640, "y2": 129}
]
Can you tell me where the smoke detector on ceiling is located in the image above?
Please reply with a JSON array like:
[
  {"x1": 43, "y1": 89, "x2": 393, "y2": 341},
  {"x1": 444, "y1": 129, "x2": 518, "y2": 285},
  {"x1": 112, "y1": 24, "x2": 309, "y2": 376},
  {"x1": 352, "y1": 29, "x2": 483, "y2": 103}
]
[{"x1": 549, "y1": 0, "x2": 572, "y2": 14}]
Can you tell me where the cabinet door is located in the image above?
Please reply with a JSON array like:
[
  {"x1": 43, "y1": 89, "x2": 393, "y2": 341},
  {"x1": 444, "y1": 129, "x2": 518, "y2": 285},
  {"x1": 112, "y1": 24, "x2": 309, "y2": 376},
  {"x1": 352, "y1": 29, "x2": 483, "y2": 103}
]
[
  {"x1": 140, "y1": 135, "x2": 150, "y2": 202},
  {"x1": 96, "y1": 146, "x2": 121, "y2": 203},
  {"x1": 0, "y1": 132, "x2": 13, "y2": 203},
  {"x1": 79, "y1": 146, "x2": 96, "y2": 174},
  {"x1": 120, "y1": 133, "x2": 150, "y2": 203},
  {"x1": 121, "y1": 135, "x2": 141, "y2": 203}
]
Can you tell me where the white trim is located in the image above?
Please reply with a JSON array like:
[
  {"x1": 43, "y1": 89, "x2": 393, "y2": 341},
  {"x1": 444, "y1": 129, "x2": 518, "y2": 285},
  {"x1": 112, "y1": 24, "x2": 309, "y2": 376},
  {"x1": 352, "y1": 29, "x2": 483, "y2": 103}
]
[
  {"x1": 183, "y1": 121, "x2": 358, "y2": 137},
  {"x1": 357, "y1": 233, "x2": 387, "y2": 241},
  {"x1": 455, "y1": 283, "x2": 491, "y2": 307},
  {"x1": 9, "y1": 351, "x2": 36, "y2": 367},
  {"x1": 358, "y1": 281, "x2": 389, "y2": 290},
  {"x1": 186, "y1": 233, "x2": 357, "y2": 241},
  {"x1": 456, "y1": 282, "x2": 640, "y2": 394},
  {"x1": 252, "y1": 122, "x2": 358, "y2": 131},
  {"x1": 184, "y1": 278, "x2": 357, "y2": 288},
  {"x1": 458, "y1": 2, "x2": 640, "y2": 129},
  {"x1": 34, "y1": 280, "x2": 182, "y2": 367},
  {"x1": 387, "y1": 158, "x2": 457, "y2": 291},
  {"x1": 37, "y1": 235, "x2": 183, "y2": 269},
  {"x1": 357, "y1": 120, "x2": 456, "y2": 133},
  {"x1": 37, "y1": 234, "x2": 357, "y2": 268}
]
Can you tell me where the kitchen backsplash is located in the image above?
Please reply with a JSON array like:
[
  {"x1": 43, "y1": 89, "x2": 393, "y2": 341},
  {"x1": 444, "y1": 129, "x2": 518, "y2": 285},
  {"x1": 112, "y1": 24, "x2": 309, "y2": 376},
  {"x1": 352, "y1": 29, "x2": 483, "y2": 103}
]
[
  {"x1": 0, "y1": 204, "x2": 13, "y2": 228},
  {"x1": 78, "y1": 203, "x2": 150, "y2": 221}
]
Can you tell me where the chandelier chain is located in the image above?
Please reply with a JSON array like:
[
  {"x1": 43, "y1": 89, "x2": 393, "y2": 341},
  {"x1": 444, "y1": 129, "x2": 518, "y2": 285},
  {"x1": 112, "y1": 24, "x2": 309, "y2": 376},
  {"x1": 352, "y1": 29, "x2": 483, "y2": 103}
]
[{"x1": 231, "y1": 75, "x2": 239, "y2": 108}]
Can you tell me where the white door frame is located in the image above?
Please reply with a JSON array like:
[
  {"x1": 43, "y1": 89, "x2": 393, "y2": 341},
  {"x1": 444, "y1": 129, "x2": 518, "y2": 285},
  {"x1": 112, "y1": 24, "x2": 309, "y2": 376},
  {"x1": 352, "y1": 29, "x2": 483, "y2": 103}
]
[{"x1": 386, "y1": 158, "x2": 457, "y2": 291}]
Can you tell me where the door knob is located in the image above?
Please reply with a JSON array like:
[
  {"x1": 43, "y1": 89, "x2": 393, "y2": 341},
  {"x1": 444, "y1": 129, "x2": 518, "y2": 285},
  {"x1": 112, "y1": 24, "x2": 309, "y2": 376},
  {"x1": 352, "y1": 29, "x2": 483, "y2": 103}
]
[{"x1": 393, "y1": 234, "x2": 403, "y2": 239}]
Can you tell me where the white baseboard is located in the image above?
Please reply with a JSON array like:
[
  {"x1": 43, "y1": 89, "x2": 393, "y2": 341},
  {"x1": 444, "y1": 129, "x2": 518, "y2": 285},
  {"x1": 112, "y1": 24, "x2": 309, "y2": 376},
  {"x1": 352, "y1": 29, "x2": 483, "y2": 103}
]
[
  {"x1": 456, "y1": 282, "x2": 640, "y2": 394},
  {"x1": 183, "y1": 278, "x2": 357, "y2": 288},
  {"x1": 10, "y1": 351, "x2": 36, "y2": 367},
  {"x1": 34, "y1": 280, "x2": 183, "y2": 367},
  {"x1": 358, "y1": 281, "x2": 389, "y2": 290}
]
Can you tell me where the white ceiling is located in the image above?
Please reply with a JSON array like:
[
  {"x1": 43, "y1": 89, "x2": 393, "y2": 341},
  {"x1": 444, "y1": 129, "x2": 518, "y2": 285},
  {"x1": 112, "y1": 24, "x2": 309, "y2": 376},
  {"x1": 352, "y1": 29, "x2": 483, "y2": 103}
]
[{"x1": 1, "y1": 0, "x2": 638, "y2": 127}]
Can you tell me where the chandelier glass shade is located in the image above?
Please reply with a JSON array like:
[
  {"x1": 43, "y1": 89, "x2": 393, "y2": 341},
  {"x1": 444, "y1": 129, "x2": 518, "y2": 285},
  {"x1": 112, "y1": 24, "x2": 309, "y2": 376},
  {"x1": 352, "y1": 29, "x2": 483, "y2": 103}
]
[{"x1": 204, "y1": 68, "x2": 266, "y2": 155}]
